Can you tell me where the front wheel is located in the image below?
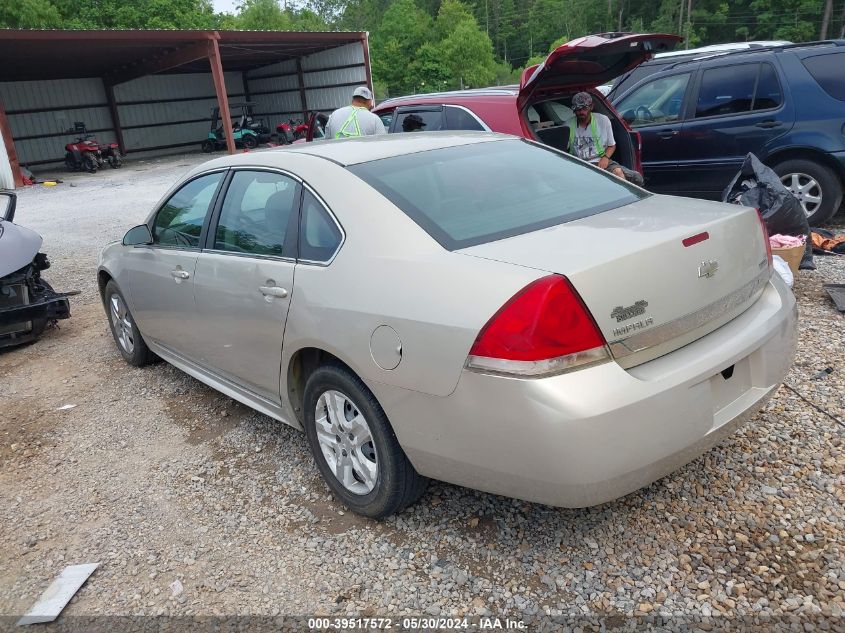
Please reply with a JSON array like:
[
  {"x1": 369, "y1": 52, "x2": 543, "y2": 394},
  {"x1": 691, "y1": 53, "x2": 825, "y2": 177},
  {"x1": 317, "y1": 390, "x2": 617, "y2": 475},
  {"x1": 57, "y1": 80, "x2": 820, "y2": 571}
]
[
  {"x1": 108, "y1": 154, "x2": 122, "y2": 168},
  {"x1": 83, "y1": 154, "x2": 97, "y2": 173},
  {"x1": 303, "y1": 365, "x2": 427, "y2": 519},
  {"x1": 774, "y1": 158, "x2": 843, "y2": 225},
  {"x1": 104, "y1": 280, "x2": 155, "y2": 367},
  {"x1": 241, "y1": 134, "x2": 258, "y2": 149}
]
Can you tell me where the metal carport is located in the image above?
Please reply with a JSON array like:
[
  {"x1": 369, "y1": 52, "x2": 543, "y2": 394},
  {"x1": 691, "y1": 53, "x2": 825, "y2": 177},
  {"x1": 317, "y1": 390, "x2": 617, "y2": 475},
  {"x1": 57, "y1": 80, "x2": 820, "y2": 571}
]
[{"x1": 0, "y1": 29, "x2": 372, "y2": 186}]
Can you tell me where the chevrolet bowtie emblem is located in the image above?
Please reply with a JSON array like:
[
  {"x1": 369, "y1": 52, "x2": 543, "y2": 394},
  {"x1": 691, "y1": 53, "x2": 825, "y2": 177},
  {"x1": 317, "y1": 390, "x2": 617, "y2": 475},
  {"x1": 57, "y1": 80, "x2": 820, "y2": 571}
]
[{"x1": 698, "y1": 260, "x2": 719, "y2": 278}]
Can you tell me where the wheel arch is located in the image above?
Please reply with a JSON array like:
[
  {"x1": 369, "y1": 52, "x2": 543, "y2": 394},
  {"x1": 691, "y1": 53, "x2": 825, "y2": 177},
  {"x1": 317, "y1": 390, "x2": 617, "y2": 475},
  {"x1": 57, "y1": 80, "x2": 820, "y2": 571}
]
[
  {"x1": 97, "y1": 268, "x2": 114, "y2": 304},
  {"x1": 764, "y1": 147, "x2": 845, "y2": 184},
  {"x1": 285, "y1": 346, "x2": 361, "y2": 427}
]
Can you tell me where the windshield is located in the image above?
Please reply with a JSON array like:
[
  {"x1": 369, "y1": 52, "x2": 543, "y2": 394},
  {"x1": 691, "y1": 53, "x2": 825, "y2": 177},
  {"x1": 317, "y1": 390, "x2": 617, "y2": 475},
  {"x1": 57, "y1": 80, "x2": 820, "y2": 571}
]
[{"x1": 348, "y1": 139, "x2": 646, "y2": 250}]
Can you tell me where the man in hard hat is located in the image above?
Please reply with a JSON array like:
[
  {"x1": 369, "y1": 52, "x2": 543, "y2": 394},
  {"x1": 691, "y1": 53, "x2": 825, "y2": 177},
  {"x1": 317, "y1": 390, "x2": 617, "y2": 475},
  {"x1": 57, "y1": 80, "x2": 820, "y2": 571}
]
[{"x1": 324, "y1": 87, "x2": 386, "y2": 139}]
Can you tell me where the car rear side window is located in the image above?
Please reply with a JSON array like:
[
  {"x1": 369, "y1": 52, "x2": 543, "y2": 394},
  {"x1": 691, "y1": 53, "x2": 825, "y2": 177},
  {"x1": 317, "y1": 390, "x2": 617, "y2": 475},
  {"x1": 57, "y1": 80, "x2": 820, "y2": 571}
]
[
  {"x1": 802, "y1": 52, "x2": 845, "y2": 102},
  {"x1": 348, "y1": 139, "x2": 646, "y2": 250},
  {"x1": 753, "y1": 63, "x2": 783, "y2": 110},
  {"x1": 299, "y1": 190, "x2": 343, "y2": 263},
  {"x1": 153, "y1": 172, "x2": 224, "y2": 248},
  {"x1": 444, "y1": 106, "x2": 485, "y2": 130}
]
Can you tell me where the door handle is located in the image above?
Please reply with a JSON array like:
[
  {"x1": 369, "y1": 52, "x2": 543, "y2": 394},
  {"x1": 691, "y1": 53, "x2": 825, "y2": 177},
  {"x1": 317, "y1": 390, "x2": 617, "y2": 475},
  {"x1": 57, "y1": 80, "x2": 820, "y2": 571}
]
[
  {"x1": 259, "y1": 286, "x2": 288, "y2": 298},
  {"x1": 756, "y1": 120, "x2": 782, "y2": 128},
  {"x1": 656, "y1": 130, "x2": 678, "y2": 139},
  {"x1": 170, "y1": 270, "x2": 190, "y2": 279}
]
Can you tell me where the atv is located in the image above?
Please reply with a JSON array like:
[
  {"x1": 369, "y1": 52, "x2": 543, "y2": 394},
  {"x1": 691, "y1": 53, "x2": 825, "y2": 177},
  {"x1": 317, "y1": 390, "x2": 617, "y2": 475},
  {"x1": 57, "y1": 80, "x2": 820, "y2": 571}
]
[
  {"x1": 64, "y1": 122, "x2": 122, "y2": 172},
  {"x1": 0, "y1": 192, "x2": 77, "y2": 348}
]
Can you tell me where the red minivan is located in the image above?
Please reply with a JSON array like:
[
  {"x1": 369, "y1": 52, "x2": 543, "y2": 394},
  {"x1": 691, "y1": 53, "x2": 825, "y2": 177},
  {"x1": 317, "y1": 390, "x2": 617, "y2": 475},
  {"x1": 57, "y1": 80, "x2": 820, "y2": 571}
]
[{"x1": 365, "y1": 33, "x2": 681, "y2": 177}]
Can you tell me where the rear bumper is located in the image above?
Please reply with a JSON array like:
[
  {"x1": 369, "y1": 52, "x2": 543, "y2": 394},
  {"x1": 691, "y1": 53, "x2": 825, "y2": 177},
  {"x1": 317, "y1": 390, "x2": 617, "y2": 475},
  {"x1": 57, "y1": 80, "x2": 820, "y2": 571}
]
[{"x1": 378, "y1": 275, "x2": 797, "y2": 507}]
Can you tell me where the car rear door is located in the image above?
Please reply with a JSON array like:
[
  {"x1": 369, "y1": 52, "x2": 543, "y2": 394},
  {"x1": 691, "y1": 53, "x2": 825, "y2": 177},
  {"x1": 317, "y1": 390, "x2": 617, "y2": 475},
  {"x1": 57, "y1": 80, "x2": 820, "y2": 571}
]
[
  {"x1": 191, "y1": 169, "x2": 300, "y2": 404},
  {"x1": 673, "y1": 60, "x2": 795, "y2": 198}
]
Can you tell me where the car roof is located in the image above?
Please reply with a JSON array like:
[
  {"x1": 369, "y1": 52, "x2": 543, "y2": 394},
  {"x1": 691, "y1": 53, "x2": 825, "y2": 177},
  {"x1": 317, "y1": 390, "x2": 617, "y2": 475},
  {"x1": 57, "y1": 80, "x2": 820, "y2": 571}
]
[
  {"x1": 194, "y1": 132, "x2": 514, "y2": 171},
  {"x1": 377, "y1": 87, "x2": 519, "y2": 109},
  {"x1": 652, "y1": 39, "x2": 844, "y2": 71}
]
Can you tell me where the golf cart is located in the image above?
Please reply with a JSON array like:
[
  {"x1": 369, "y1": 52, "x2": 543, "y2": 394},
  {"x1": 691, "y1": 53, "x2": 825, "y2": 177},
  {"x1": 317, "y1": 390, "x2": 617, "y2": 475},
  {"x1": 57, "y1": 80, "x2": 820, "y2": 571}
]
[{"x1": 201, "y1": 102, "x2": 269, "y2": 152}]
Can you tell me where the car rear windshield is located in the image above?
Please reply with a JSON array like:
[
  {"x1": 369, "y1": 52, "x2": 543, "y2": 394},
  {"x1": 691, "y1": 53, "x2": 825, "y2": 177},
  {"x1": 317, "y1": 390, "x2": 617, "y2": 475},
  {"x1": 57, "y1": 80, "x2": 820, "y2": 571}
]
[{"x1": 347, "y1": 139, "x2": 646, "y2": 250}]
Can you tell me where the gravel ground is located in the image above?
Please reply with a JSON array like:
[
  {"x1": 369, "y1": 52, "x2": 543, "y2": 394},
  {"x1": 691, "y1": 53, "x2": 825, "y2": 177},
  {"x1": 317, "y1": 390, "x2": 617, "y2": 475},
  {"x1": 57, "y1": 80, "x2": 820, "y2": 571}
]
[{"x1": 1, "y1": 153, "x2": 844, "y2": 631}]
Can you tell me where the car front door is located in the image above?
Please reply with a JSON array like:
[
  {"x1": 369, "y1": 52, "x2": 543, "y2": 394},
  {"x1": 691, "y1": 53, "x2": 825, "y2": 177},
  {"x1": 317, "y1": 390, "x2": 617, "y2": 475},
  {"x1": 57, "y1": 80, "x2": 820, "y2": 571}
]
[
  {"x1": 126, "y1": 171, "x2": 226, "y2": 359},
  {"x1": 191, "y1": 169, "x2": 300, "y2": 403},
  {"x1": 674, "y1": 61, "x2": 794, "y2": 198},
  {"x1": 614, "y1": 70, "x2": 695, "y2": 194}
]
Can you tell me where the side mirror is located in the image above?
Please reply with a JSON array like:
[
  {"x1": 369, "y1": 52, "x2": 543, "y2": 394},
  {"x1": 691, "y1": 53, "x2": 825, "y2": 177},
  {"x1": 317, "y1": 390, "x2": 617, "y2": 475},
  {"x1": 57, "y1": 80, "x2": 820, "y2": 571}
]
[
  {"x1": 123, "y1": 224, "x2": 153, "y2": 246},
  {"x1": 0, "y1": 191, "x2": 17, "y2": 222}
]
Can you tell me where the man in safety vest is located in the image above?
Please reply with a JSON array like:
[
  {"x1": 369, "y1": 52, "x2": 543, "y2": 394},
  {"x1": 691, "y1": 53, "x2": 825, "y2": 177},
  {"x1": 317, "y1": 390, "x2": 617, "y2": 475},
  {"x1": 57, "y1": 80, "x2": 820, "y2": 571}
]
[
  {"x1": 324, "y1": 87, "x2": 386, "y2": 139},
  {"x1": 568, "y1": 91, "x2": 626, "y2": 180}
]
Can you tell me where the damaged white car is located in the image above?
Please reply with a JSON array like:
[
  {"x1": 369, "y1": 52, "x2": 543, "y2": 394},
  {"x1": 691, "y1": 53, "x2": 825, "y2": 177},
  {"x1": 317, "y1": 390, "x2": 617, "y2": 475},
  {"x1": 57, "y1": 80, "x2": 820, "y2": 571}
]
[{"x1": 0, "y1": 191, "x2": 75, "y2": 348}]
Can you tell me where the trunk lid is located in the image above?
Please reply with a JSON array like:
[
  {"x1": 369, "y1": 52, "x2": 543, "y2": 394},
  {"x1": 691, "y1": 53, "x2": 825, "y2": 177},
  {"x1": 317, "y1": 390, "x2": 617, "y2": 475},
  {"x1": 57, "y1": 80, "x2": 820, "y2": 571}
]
[
  {"x1": 458, "y1": 195, "x2": 771, "y2": 368},
  {"x1": 518, "y1": 32, "x2": 682, "y2": 109}
]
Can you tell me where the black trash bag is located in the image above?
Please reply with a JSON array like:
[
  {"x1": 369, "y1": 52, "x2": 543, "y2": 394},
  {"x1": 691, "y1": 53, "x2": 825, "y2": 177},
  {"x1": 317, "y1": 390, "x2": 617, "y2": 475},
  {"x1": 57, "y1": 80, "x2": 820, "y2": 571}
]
[{"x1": 722, "y1": 153, "x2": 815, "y2": 270}]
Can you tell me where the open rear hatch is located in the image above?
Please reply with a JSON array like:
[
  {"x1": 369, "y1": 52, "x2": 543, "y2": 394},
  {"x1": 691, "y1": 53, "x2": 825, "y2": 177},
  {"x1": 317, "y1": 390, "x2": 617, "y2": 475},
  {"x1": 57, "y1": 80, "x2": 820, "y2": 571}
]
[
  {"x1": 458, "y1": 195, "x2": 771, "y2": 369},
  {"x1": 517, "y1": 32, "x2": 682, "y2": 109}
]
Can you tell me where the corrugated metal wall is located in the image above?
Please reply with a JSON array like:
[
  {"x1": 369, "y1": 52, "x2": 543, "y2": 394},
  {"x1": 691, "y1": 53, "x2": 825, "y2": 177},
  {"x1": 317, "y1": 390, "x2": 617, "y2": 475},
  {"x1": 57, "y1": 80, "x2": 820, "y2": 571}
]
[
  {"x1": 0, "y1": 39, "x2": 367, "y2": 170},
  {"x1": 115, "y1": 72, "x2": 244, "y2": 154},
  {"x1": 0, "y1": 78, "x2": 116, "y2": 169},
  {"x1": 246, "y1": 42, "x2": 367, "y2": 125}
]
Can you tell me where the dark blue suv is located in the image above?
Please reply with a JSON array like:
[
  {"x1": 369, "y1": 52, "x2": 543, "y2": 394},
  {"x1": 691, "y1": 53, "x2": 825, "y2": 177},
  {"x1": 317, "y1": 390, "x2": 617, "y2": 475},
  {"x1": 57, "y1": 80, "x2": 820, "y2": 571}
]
[{"x1": 611, "y1": 41, "x2": 845, "y2": 224}]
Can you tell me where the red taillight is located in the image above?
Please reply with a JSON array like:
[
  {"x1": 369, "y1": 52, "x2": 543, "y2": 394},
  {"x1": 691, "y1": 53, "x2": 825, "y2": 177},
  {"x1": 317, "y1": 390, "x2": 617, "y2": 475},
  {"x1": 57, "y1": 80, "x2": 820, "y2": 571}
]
[
  {"x1": 756, "y1": 209, "x2": 773, "y2": 272},
  {"x1": 466, "y1": 275, "x2": 608, "y2": 377}
]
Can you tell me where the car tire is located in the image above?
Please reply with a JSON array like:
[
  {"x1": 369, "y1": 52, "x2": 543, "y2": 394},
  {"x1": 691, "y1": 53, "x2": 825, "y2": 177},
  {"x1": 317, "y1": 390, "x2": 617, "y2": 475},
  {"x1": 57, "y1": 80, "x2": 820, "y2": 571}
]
[
  {"x1": 83, "y1": 154, "x2": 98, "y2": 173},
  {"x1": 201, "y1": 140, "x2": 215, "y2": 153},
  {"x1": 242, "y1": 134, "x2": 258, "y2": 149},
  {"x1": 773, "y1": 158, "x2": 843, "y2": 225},
  {"x1": 104, "y1": 280, "x2": 156, "y2": 367},
  {"x1": 303, "y1": 364, "x2": 427, "y2": 519}
]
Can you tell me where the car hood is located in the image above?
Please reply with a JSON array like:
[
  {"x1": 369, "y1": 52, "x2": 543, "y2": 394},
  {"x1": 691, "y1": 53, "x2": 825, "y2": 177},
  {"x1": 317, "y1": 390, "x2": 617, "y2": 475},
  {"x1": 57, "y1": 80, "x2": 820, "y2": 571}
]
[
  {"x1": 517, "y1": 32, "x2": 682, "y2": 108},
  {"x1": 0, "y1": 220, "x2": 42, "y2": 277}
]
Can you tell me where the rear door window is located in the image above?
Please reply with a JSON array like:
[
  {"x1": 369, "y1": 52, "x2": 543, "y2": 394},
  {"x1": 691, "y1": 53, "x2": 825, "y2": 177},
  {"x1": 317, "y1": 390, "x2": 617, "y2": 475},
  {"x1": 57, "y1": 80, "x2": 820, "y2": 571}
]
[
  {"x1": 752, "y1": 63, "x2": 783, "y2": 110},
  {"x1": 802, "y1": 52, "x2": 845, "y2": 102},
  {"x1": 213, "y1": 170, "x2": 299, "y2": 257},
  {"x1": 391, "y1": 108, "x2": 445, "y2": 133},
  {"x1": 348, "y1": 139, "x2": 646, "y2": 250},
  {"x1": 695, "y1": 64, "x2": 757, "y2": 117},
  {"x1": 299, "y1": 190, "x2": 343, "y2": 263}
]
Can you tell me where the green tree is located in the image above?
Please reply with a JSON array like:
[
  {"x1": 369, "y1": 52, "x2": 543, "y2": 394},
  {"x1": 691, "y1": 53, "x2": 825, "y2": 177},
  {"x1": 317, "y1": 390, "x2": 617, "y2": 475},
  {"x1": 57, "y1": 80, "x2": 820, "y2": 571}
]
[
  {"x1": 440, "y1": 18, "x2": 497, "y2": 88},
  {"x1": 0, "y1": 0, "x2": 62, "y2": 28},
  {"x1": 370, "y1": 0, "x2": 433, "y2": 94}
]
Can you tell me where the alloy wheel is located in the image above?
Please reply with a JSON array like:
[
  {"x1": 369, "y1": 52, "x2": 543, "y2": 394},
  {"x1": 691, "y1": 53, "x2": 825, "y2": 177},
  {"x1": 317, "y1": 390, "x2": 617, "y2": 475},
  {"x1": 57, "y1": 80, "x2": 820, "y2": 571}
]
[
  {"x1": 314, "y1": 390, "x2": 378, "y2": 495},
  {"x1": 109, "y1": 293, "x2": 135, "y2": 355},
  {"x1": 781, "y1": 172, "x2": 822, "y2": 219}
]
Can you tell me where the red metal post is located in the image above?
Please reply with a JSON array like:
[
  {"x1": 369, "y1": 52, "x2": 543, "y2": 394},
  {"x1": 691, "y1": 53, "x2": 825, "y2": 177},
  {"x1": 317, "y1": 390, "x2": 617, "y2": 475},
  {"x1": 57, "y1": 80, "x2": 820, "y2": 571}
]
[
  {"x1": 0, "y1": 96, "x2": 23, "y2": 187},
  {"x1": 361, "y1": 33, "x2": 374, "y2": 97},
  {"x1": 103, "y1": 81, "x2": 126, "y2": 155},
  {"x1": 296, "y1": 58, "x2": 308, "y2": 120},
  {"x1": 207, "y1": 36, "x2": 235, "y2": 154}
]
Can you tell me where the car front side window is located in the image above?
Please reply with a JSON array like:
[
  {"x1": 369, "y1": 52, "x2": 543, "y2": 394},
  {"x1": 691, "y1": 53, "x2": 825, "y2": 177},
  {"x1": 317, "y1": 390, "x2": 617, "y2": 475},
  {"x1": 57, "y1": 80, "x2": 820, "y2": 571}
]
[
  {"x1": 152, "y1": 172, "x2": 224, "y2": 248},
  {"x1": 214, "y1": 170, "x2": 299, "y2": 257},
  {"x1": 616, "y1": 72, "x2": 692, "y2": 128}
]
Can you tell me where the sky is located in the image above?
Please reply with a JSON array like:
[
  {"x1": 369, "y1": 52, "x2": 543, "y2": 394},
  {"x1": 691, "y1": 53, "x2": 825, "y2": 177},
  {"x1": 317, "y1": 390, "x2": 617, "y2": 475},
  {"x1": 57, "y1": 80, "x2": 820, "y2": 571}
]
[{"x1": 212, "y1": 0, "x2": 239, "y2": 14}]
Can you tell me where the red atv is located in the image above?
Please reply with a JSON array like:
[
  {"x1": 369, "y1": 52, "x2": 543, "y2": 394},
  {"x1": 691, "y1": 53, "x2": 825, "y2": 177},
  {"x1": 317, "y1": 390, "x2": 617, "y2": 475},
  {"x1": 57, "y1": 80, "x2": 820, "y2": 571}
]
[
  {"x1": 64, "y1": 123, "x2": 122, "y2": 173},
  {"x1": 275, "y1": 118, "x2": 309, "y2": 144}
]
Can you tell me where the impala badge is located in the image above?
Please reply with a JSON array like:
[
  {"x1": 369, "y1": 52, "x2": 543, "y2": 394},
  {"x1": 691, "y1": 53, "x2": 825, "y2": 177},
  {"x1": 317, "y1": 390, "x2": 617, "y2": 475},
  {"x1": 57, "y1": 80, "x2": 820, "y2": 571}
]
[
  {"x1": 611, "y1": 300, "x2": 648, "y2": 322},
  {"x1": 699, "y1": 260, "x2": 719, "y2": 278}
]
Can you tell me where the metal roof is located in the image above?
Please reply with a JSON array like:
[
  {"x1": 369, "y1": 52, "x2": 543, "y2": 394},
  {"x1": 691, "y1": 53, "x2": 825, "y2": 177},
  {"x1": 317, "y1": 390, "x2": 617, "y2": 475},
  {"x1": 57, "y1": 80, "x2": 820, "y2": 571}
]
[{"x1": 0, "y1": 29, "x2": 367, "y2": 82}]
